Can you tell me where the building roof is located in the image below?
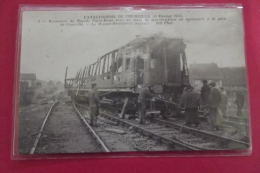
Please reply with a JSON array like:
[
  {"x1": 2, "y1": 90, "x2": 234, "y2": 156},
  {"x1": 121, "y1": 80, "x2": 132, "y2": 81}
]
[
  {"x1": 20, "y1": 73, "x2": 36, "y2": 80},
  {"x1": 189, "y1": 63, "x2": 223, "y2": 80},
  {"x1": 220, "y1": 67, "x2": 247, "y2": 86}
]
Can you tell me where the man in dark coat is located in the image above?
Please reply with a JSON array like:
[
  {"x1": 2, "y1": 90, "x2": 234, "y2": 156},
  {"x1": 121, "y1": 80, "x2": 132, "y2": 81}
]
[
  {"x1": 208, "y1": 82, "x2": 222, "y2": 130},
  {"x1": 235, "y1": 91, "x2": 245, "y2": 117},
  {"x1": 200, "y1": 80, "x2": 211, "y2": 116},
  {"x1": 201, "y1": 80, "x2": 210, "y2": 102},
  {"x1": 89, "y1": 82, "x2": 100, "y2": 126},
  {"x1": 138, "y1": 84, "x2": 154, "y2": 124},
  {"x1": 180, "y1": 85, "x2": 200, "y2": 128}
]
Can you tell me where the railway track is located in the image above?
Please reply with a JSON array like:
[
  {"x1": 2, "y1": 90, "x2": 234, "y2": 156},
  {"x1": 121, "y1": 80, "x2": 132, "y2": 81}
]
[
  {"x1": 152, "y1": 118, "x2": 250, "y2": 149},
  {"x1": 30, "y1": 99, "x2": 110, "y2": 154},
  {"x1": 72, "y1": 102, "x2": 110, "y2": 152},
  {"x1": 221, "y1": 115, "x2": 249, "y2": 129},
  {"x1": 75, "y1": 102, "x2": 249, "y2": 151},
  {"x1": 30, "y1": 100, "x2": 58, "y2": 154},
  {"x1": 222, "y1": 115, "x2": 249, "y2": 124},
  {"x1": 74, "y1": 102, "x2": 197, "y2": 150},
  {"x1": 221, "y1": 120, "x2": 249, "y2": 129}
]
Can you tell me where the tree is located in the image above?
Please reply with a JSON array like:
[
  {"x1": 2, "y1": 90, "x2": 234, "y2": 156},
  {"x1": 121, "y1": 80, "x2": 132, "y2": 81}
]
[
  {"x1": 56, "y1": 81, "x2": 63, "y2": 87},
  {"x1": 47, "y1": 80, "x2": 54, "y2": 86}
]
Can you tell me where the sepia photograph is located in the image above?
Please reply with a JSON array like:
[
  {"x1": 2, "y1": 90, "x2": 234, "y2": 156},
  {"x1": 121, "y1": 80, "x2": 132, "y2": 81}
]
[{"x1": 16, "y1": 6, "x2": 250, "y2": 155}]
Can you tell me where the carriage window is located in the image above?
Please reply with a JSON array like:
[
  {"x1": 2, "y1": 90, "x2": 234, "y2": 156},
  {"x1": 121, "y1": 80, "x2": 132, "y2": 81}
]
[
  {"x1": 79, "y1": 69, "x2": 83, "y2": 78},
  {"x1": 81, "y1": 68, "x2": 85, "y2": 77},
  {"x1": 82, "y1": 67, "x2": 86, "y2": 78},
  {"x1": 91, "y1": 64, "x2": 94, "y2": 76},
  {"x1": 92, "y1": 64, "x2": 97, "y2": 76},
  {"x1": 89, "y1": 65, "x2": 93, "y2": 76},
  {"x1": 85, "y1": 66, "x2": 89, "y2": 77},
  {"x1": 184, "y1": 63, "x2": 188, "y2": 75},
  {"x1": 180, "y1": 54, "x2": 183, "y2": 72},
  {"x1": 143, "y1": 46, "x2": 149, "y2": 54},
  {"x1": 75, "y1": 70, "x2": 79, "y2": 78},
  {"x1": 108, "y1": 54, "x2": 111, "y2": 72},
  {"x1": 150, "y1": 49, "x2": 158, "y2": 59},
  {"x1": 150, "y1": 59, "x2": 157, "y2": 69},
  {"x1": 118, "y1": 63, "x2": 122, "y2": 72},
  {"x1": 126, "y1": 58, "x2": 130, "y2": 70},
  {"x1": 117, "y1": 55, "x2": 123, "y2": 73},
  {"x1": 78, "y1": 69, "x2": 82, "y2": 77},
  {"x1": 97, "y1": 63, "x2": 101, "y2": 75},
  {"x1": 136, "y1": 49, "x2": 140, "y2": 55},
  {"x1": 135, "y1": 56, "x2": 144, "y2": 71},
  {"x1": 96, "y1": 64, "x2": 99, "y2": 75},
  {"x1": 99, "y1": 58, "x2": 105, "y2": 75},
  {"x1": 104, "y1": 54, "x2": 110, "y2": 73},
  {"x1": 82, "y1": 67, "x2": 85, "y2": 77},
  {"x1": 88, "y1": 66, "x2": 92, "y2": 76},
  {"x1": 181, "y1": 53, "x2": 188, "y2": 75}
]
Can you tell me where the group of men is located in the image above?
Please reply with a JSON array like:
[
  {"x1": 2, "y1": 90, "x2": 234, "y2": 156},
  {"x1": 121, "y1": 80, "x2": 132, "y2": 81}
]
[
  {"x1": 180, "y1": 80, "x2": 245, "y2": 131},
  {"x1": 88, "y1": 81, "x2": 245, "y2": 129}
]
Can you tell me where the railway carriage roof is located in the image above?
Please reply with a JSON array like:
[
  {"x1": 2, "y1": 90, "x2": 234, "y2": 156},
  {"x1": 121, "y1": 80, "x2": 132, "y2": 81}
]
[{"x1": 83, "y1": 37, "x2": 186, "y2": 71}]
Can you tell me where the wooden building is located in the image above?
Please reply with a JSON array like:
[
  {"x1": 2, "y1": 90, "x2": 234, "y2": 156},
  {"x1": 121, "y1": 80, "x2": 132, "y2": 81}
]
[
  {"x1": 20, "y1": 73, "x2": 36, "y2": 88},
  {"x1": 189, "y1": 63, "x2": 223, "y2": 91},
  {"x1": 220, "y1": 67, "x2": 247, "y2": 90}
]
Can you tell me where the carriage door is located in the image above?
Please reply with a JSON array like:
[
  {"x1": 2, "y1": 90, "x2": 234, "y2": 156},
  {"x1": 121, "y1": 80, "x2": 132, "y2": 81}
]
[{"x1": 143, "y1": 48, "x2": 161, "y2": 85}]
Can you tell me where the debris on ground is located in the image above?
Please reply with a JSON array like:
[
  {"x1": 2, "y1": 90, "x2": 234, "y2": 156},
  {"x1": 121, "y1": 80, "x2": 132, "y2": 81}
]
[{"x1": 105, "y1": 128, "x2": 126, "y2": 135}]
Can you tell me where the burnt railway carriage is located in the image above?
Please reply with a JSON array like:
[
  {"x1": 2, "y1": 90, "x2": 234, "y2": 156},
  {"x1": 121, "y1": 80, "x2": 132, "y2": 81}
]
[{"x1": 65, "y1": 36, "x2": 190, "y2": 115}]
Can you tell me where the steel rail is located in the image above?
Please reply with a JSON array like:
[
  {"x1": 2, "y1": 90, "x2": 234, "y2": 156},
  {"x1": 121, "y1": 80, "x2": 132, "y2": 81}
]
[
  {"x1": 74, "y1": 102, "x2": 234, "y2": 150},
  {"x1": 99, "y1": 112, "x2": 199, "y2": 151},
  {"x1": 30, "y1": 100, "x2": 58, "y2": 154},
  {"x1": 72, "y1": 102, "x2": 110, "y2": 152},
  {"x1": 221, "y1": 120, "x2": 249, "y2": 129},
  {"x1": 222, "y1": 115, "x2": 249, "y2": 124},
  {"x1": 74, "y1": 102, "x2": 214, "y2": 150},
  {"x1": 152, "y1": 118, "x2": 250, "y2": 148}
]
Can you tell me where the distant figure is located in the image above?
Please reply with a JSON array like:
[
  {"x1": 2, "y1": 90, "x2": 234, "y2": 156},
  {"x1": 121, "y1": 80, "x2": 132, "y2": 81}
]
[
  {"x1": 208, "y1": 82, "x2": 222, "y2": 131},
  {"x1": 89, "y1": 82, "x2": 100, "y2": 126},
  {"x1": 180, "y1": 85, "x2": 200, "y2": 129},
  {"x1": 200, "y1": 80, "x2": 211, "y2": 116},
  {"x1": 220, "y1": 87, "x2": 228, "y2": 115},
  {"x1": 235, "y1": 91, "x2": 245, "y2": 117},
  {"x1": 138, "y1": 84, "x2": 154, "y2": 124}
]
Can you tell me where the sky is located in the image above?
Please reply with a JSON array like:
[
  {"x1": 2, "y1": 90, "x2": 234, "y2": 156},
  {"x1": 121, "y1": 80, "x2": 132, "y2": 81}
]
[{"x1": 20, "y1": 8, "x2": 246, "y2": 81}]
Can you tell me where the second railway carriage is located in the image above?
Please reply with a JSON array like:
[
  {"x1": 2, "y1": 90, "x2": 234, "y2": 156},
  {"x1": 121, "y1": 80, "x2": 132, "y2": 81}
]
[{"x1": 65, "y1": 36, "x2": 190, "y2": 115}]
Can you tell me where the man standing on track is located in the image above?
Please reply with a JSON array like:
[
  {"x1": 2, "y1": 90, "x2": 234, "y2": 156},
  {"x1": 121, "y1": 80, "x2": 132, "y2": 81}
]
[
  {"x1": 180, "y1": 85, "x2": 200, "y2": 129},
  {"x1": 89, "y1": 82, "x2": 100, "y2": 126},
  {"x1": 200, "y1": 80, "x2": 210, "y2": 116},
  {"x1": 138, "y1": 84, "x2": 154, "y2": 124},
  {"x1": 208, "y1": 82, "x2": 222, "y2": 131}
]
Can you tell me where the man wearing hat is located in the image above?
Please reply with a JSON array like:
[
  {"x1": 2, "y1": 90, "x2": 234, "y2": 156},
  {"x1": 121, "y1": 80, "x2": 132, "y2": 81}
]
[
  {"x1": 208, "y1": 82, "x2": 222, "y2": 130},
  {"x1": 89, "y1": 82, "x2": 100, "y2": 126},
  {"x1": 180, "y1": 85, "x2": 200, "y2": 128},
  {"x1": 138, "y1": 84, "x2": 154, "y2": 124}
]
